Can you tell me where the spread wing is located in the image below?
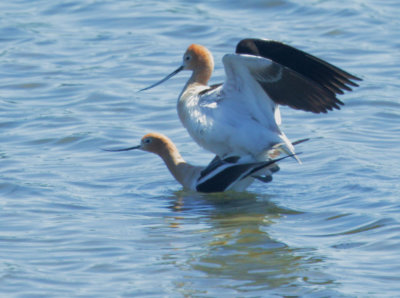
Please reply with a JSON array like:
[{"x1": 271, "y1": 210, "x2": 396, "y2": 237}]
[{"x1": 234, "y1": 38, "x2": 361, "y2": 113}]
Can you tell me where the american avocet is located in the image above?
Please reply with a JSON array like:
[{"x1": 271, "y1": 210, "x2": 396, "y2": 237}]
[
  {"x1": 140, "y1": 38, "x2": 361, "y2": 162},
  {"x1": 104, "y1": 132, "x2": 295, "y2": 193}
]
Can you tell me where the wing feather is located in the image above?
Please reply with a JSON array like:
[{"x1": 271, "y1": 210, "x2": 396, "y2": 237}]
[
  {"x1": 196, "y1": 155, "x2": 292, "y2": 193},
  {"x1": 235, "y1": 38, "x2": 361, "y2": 113}
]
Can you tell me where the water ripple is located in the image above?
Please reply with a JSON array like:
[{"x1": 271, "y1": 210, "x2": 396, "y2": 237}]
[{"x1": 1, "y1": 0, "x2": 400, "y2": 296}]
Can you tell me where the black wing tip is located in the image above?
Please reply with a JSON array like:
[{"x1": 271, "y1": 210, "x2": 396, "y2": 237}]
[
  {"x1": 351, "y1": 76, "x2": 362, "y2": 83},
  {"x1": 315, "y1": 101, "x2": 343, "y2": 114},
  {"x1": 237, "y1": 38, "x2": 361, "y2": 114},
  {"x1": 237, "y1": 37, "x2": 362, "y2": 91}
]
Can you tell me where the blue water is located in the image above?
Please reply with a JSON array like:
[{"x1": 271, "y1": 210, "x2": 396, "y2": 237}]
[{"x1": 1, "y1": 0, "x2": 399, "y2": 296}]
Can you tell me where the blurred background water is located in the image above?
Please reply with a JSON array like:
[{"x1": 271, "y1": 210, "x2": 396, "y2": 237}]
[{"x1": 1, "y1": 0, "x2": 399, "y2": 296}]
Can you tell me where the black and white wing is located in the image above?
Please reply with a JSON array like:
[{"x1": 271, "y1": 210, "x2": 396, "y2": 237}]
[
  {"x1": 196, "y1": 155, "x2": 290, "y2": 193},
  {"x1": 235, "y1": 38, "x2": 361, "y2": 113}
]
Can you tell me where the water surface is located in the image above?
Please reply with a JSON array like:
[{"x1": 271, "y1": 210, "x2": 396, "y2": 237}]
[{"x1": 1, "y1": 0, "x2": 400, "y2": 296}]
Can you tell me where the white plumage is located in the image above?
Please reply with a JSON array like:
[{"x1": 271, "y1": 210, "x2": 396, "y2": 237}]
[{"x1": 141, "y1": 39, "x2": 360, "y2": 163}]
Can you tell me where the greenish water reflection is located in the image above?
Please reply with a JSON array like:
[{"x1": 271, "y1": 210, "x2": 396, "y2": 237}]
[{"x1": 165, "y1": 192, "x2": 334, "y2": 295}]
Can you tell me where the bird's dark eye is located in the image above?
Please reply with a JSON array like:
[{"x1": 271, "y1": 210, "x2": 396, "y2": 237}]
[
  {"x1": 185, "y1": 55, "x2": 191, "y2": 61},
  {"x1": 144, "y1": 138, "x2": 151, "y2": 144}
]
